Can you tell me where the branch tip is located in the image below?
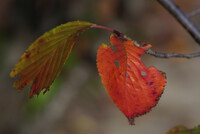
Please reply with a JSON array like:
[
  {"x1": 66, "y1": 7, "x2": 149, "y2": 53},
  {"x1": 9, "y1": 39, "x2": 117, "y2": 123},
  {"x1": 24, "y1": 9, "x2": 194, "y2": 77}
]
[
  {"x1": 146, "y1": 48, "x2": 200, "y2": 59},
  {"x1": 157, "y1": 0, "x2": 200, "y2": 45}
]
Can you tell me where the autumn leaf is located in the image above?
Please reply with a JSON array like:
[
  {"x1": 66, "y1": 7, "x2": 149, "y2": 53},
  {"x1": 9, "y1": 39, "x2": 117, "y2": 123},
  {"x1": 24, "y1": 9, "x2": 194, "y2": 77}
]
[
  {"x1": 167, "y1": 125, "x2": 200, "y2": 134},
  {"x1": 10, "y1": 21, "x2": 93, "y2": 98},
  {"x1": 97, "y1": 34, "x2": 166, "y2": 124}
]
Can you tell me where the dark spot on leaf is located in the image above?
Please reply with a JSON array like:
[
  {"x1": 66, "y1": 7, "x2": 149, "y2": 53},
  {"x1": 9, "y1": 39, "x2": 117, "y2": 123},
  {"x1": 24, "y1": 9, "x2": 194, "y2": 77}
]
[
  {"x1": 140, "y1": 43, "x2": 148, "y2": 47},
  {"x1": 154, "y1": 87, "x2": 156, "y2": 90},
  {"x1": 141, "y1": 71, "x2": 146, "y2": 76},
  {"x1": 37, "y1": 48, "x2": 40, "y2": 54},
  {"x1": 141, "y1": 110, "x2": 148, "y2": 115},
  {"x1": 111, "y1": 45, "x2": 117, "y2": 52},
  {"x1": 120, "y1": 73, "x2": 121, "y2": 75},
  {"x1": 114, "y1": 60, "x2": 120, "y2": 68},
  {"x1": 43, "y1": 87, "x2": 49, "y2": 94},
  {"x1": 25, "y1": 51, "x2": 31, "y2": 58},
  {"x1": 152, "y1": 91, "x2": 156, "y2": 95},
  {"x1": 37, "y1": 38, "x2": 45, "y2": 44},
  {"x1": 135, "y1": 114, "x2": 140, "y2": 117},
  {"x1": 155, "y1": 98, "x2": 159, "y2": 101},
  {"x1": 149, "y1": 82, "x2": 153, "y2": 85},
  {"x1": 160, "y1": 71, "x2": 166, "y2": 79}
]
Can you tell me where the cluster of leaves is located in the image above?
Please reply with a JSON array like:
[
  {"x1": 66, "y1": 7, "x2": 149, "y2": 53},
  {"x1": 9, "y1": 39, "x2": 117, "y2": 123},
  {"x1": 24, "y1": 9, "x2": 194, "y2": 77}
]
[{"x1": 10, "y1": 21, "x2": 166, "y2": 124}]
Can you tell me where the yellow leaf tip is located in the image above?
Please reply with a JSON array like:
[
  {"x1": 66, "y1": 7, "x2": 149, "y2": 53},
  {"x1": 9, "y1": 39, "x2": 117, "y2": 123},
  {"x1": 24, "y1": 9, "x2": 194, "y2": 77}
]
[
  {"x1": 10, "y1": 70, "x2": 16, "y2": 78},
  {"x1": 101, "y1": 43, "x2": 108, "y2": 48}
]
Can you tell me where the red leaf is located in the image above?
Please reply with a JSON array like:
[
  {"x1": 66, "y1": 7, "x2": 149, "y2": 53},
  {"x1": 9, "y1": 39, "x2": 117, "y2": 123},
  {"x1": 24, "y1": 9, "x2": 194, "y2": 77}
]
[{"x1": 97, "y1": 34, "x2": 166, "y2": 124}]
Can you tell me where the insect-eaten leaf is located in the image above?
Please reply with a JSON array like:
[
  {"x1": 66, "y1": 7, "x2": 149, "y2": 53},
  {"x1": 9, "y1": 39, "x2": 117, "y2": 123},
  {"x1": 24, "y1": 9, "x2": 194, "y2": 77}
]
[
  {"x1": 97, "y1": 34, "x2": 166, "y2": 125},
  {"x1": 10, "y1": 21, "x2": 93, "y2": 98}
]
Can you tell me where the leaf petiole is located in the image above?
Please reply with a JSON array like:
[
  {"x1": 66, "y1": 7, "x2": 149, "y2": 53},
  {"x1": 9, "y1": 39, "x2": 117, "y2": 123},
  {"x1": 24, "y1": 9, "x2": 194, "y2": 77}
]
[{"x1": 91, "y1": 24, "x2": 127, "y2": 40}]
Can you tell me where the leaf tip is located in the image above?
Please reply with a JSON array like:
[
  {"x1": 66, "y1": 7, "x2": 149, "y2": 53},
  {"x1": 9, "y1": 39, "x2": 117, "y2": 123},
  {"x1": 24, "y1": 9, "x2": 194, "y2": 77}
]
[
  {"x1": 13, "y1": 79, "x2": 27, "y2": 91},
  {"x1": 10, "y1": 72, "x2": 14, "y2": 78},
  {"x1": 101, "y1": 43, "x2": 108, "y2": 48},
  {"x1": 10, "y1": 69, "x2": 16, "y2": 78},
  {"x1": 160, "y1": 71, "x2": 167, "y2": 79},
  {"x1": 128, "y1": 117, "x2": 135, "y2": 125}
]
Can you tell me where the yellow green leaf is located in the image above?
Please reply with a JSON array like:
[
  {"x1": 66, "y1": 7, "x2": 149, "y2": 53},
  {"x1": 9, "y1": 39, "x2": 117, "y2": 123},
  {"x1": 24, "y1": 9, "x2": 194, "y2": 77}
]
[
  {"x1": 10, "y1": 21, "x2": 93, "y2": 97},
  {"x1": 167, "y1": 125, "x2": 200, "y2": 134}
]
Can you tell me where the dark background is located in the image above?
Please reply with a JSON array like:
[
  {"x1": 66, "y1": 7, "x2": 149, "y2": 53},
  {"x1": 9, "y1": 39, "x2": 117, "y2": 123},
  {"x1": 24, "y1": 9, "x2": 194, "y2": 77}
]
[{"x1": 0, "y1": 0, "x2": 200, "y2": 134}]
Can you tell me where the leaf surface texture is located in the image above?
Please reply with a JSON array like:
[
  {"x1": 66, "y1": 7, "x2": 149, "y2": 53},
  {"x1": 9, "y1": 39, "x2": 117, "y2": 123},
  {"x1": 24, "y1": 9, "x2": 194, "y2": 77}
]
[
  {"x1": 10, "y1": 21, "x2": 93, "y2": 97},
  {"x1": 97, "y1": 34, "x2": 166, "y2": 124}
]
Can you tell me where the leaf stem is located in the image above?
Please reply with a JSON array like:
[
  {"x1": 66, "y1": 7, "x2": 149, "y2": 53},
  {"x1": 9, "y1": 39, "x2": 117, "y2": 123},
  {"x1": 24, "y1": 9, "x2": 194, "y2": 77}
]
[
  {"x1": 91, "y1": 24, "x2": 114, "y2": 33},
  {"x1": 91, "y1": 24, "x2": 128, "y2": 40}
]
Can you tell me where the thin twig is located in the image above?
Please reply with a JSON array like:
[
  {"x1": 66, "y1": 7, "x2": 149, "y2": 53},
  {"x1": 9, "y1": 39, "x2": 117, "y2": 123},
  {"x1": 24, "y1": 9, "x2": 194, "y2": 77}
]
[
  {"x1": 157, "y1": 0, "x2": 200, "y2": 45},
  {"x1": 187, "y1": 9, "x2": 200, "y2": 18},
  {"x1": 146, "y1": 48, "x2": 200, "y2": 59}
]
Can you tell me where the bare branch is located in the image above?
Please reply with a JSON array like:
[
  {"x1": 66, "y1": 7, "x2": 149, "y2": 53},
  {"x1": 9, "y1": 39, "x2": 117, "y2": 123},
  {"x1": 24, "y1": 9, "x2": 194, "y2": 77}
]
[
  {"x1": 157, "y1": 0, "x2": 200, "y2": 45},
  {"x1": 146, "y1": 48, "x2": 200, "y2": 59},
  {"x1": 187, "y1": 9, "x2": 200, "y2": 18}
]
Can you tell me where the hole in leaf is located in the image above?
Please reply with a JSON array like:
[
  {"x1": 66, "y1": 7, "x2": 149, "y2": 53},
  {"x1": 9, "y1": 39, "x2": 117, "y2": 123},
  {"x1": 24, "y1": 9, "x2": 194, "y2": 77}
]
[
  {"x1": 114, "y1": 60, "x2": 120, "y2": 68},
  {"x1": 141, "y1": 71, "x2": 146, "y2": 76},
  {"x1": 111, "y1": 45, "x2": 117, "y2": 52},
  {"x1": 126, "y1": 73, "x2": 129, "y2": 77}
]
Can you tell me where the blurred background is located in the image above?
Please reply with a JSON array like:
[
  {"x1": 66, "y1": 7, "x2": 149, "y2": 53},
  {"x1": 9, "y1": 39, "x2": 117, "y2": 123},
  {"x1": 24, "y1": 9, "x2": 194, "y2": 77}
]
[{"x1": 0, "y1": 0, "x2": 200, "y2": 134}]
